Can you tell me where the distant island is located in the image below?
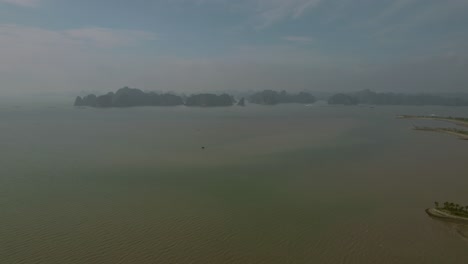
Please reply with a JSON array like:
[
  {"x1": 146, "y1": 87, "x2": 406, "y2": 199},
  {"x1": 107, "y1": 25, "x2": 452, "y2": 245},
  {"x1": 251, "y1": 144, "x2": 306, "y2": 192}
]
[
  {"x1": 76, "y1": 88, "x2": 468, "y2": 108},
  {"x1": 328, "y1": 90, "x2": 468, "y2": 106},
  {"x1": 426, "y1": 202, "x2": 468, "y2": 223},
  {"x1": 249, "y1": 90, "x2": 316, "y2": 105},
  {"x1": 75, "y1": 87, "x2": 235, "y2": 107}
]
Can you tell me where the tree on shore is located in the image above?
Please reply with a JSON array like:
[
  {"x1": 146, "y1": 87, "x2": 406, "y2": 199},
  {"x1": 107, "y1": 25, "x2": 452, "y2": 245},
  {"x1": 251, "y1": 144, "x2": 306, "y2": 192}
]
[{"x1": 436, "y1": 201, "x2": 468, "y2": 215}]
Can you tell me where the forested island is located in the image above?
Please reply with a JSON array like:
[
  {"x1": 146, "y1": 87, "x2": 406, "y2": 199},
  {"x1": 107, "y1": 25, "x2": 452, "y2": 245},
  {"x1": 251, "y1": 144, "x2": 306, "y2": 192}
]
[
  {"x1": 75, "y1": 87, "x2": 234, "y2": 107},
  {"x1": 249, "y1": 90, "x2": 316, "y2": 105},
  {"x1": 185, "y1": 93, "x2": 234, "y2": 107},
  {"x1": 75, "y1": 88, "x2": 317, "y2": 107},
  {"x1": 76, "y1": 88, "x2": 468, "y2": 108},
  {"x1": 328, "y1": 90, "x2": 468, "y2": 106},
  {"x1": 426, "y1": 202, "x2": 468, "y2": 223}
]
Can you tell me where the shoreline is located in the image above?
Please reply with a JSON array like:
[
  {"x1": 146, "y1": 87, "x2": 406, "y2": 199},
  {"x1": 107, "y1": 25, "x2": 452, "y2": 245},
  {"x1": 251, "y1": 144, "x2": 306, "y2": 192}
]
[
  {"x1": 397, "y1": 115, "x2": 468, "y2": 128},
  {"x1": 397, "y1": 115, "x2": 468, "y2": 140},
  {"x1": 426, "y1": 208, "x2": 468, "y2": 224},
  {"x1": 413, "y1": 127, "x2": 468, "y2": 140}
]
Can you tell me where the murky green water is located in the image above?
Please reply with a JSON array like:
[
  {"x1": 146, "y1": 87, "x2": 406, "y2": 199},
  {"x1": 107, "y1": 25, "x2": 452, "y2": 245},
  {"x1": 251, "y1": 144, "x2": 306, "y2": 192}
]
[{"x1": 1, "y1": 102, "x2": 467, "y2": 263}]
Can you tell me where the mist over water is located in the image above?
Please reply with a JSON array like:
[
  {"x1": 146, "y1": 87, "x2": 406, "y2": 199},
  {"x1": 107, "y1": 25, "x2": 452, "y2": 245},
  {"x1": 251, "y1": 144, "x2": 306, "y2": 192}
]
[{"x1": 1, "y1": 103, "x2": 468, "y2": 263}]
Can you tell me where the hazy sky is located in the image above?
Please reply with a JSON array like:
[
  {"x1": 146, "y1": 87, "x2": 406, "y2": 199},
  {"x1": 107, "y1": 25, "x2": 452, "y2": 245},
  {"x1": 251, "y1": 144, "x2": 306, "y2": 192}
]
[{"x1": 1, "y1": 0, "x2": 467, "y2": 95}]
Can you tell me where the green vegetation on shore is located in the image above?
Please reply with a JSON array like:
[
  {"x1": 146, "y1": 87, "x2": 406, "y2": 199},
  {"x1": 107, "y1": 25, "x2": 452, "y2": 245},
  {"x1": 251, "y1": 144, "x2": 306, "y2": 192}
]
[{"x1": 434, "y1": 202, "x2": 468, "y2": 218}]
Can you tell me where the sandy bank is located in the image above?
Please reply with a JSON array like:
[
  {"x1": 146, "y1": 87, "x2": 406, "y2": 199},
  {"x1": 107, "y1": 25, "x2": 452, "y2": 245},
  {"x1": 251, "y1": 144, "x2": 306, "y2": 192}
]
[
  {"x1": 426, "y1": 208, "x2": 468, "y2": 224},
  {"x1": 413, "y1": 127, "x2": 468, "y2": 140},
  {"x1": 397, "y1": 115, "x2": 468, "y2": 128}
]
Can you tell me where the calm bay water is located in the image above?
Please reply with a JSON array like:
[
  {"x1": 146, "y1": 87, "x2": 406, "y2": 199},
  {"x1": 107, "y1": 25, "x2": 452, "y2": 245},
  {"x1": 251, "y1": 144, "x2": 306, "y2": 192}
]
[{"x1": 1, "y1": 101, "x2": 468, "y2": 263}]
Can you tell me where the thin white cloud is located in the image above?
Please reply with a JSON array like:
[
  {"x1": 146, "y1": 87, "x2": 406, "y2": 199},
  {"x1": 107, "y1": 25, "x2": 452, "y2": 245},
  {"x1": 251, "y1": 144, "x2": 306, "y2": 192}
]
[
  {"x1": 0, "y1": 24, "x2": 157, "y2": 93},
  {"x1": 377, "y1": 0, "x2": 420, "y2": 21},
  {"x1": 65, "y1": 28, "x2": 157, "y2": 48},
  {"x1": 181, "y1": 0, "x2": 323, "y2": 29},
  {"x1": 0, "y1": 0, "x2": 40, "y2": 7},
  {"x1": 397, "y1": 0, "x2": 468, "y2": 30},
  {"x1": 371, "y1": 0, "x2": 468, "y2": 43},
  {"x1": 0, "y1": 24, "x2": 156, "y2": 50},
  {"x1": 283, "y1": 36, "x2": 315, "y2": 43},
  {"x1": 291, "y1": 0, "x2": 321, "y2": 18},
  {"x1": 347, "y1": 0, "x2": 468, "y2": 36},
  {"x1": 253, "y1": 0, "x2": 323, "y2": 29}
]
